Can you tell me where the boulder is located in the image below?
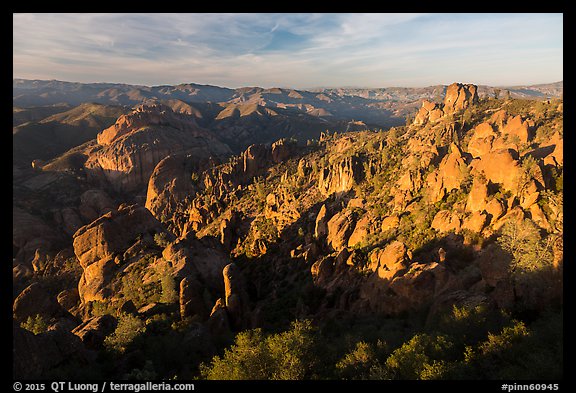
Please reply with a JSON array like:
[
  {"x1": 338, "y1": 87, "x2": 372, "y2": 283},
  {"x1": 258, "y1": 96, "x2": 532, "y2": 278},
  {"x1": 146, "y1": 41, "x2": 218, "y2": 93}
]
[
  {"x1": 502, "y1": 115, "x2": 530, "y2": 144},
  {"x1": 529, "y1": 204, "x2": 551, "y2": 231},
  {"x1": 492, "y1": 206, "x2": 525, "y2": 231},
  {"x1": 477, "y1": 244, "x2": 512, "y2": 287},
  {"x1": 326, "y1": 211, "x2": 355, "y2": 251},
  {"x1": 180, "y1": 276, "x2": 208, "y2": 320},
  {"x1": 315, "y1": 204, "x2": 329, "y2": 239},
  {"x1": 145, "y1": 154, "x2": 198, "y2": 225},
  {"x1": 13, "y1": 207, "x2": 59, "y2": 265},
  {"x1": 71, "y1": 315, "x2": 117, "y2": 349},
  {"x1": 223, "y1": 263, "x2": 249, "y2": 329},
  {"x1": 13, "y1": 283, "x2": 64, "y2": 322},
  {"x1": 13, "y1": 321, "x2": 90, "y2": 379},
  {"x1": 470, "y1": 149, "x2": 522, "y2": 194},
  {"x1": 369, "y1": 241, "x2": 409, "y2": 280},
  {"x1": 79, "y1": 189, "x2": 115, "y2": 222},
  {"x1": 348, "y1": 215, "x2": 371, "y2": 248},
  {"x1": 466, "y1": 176, "x2": 489, "y2": 212},
  {"x1": 427, "y1": 143, "x2": 468, "y2": 202},
  {"x1": 381, "y1": 215, "x2": 400, "y2": 232},
  {"x1": 485, "y1": 198, "x2": 505, "y2": 222},
  {"x1": 73, "y1": 204, "x2": 164, "y2": 270},
  {"x1": 57, "y1": 289, "x2": 80, "y2": 312},
  {"x1": 462, "y1": 211, "x2": 488, "y2": 233},
  {"x1": 311, "y1": 257, "x2": 335, "y2": 286},
  {"x1": 467, "y1": 122, "x2": 496, "y2": 158},
  {"x1": 413, "y1": 100, "x2": 444, "y2": 125},
  {"x1": 432, "y1": 210, "x2": 461, "y2": 233},
  {"x1": 72, "y1": 204, "x2": 167, "y2": 303},
  {"x1": 60, "y1": 208, "x2": 84, "y2": 237}
]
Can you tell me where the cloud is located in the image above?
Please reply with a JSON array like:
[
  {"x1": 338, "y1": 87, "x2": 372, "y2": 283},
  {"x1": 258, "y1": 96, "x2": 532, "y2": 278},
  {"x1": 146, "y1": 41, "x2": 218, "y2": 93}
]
[{"x1": 13, "y1": 13, "x2": 563, "y2": 88}]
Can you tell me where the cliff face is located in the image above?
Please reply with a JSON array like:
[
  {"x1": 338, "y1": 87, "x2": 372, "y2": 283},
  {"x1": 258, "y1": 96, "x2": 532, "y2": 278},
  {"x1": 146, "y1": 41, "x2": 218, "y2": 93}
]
[{"x1": 84, "y1": 103, "x2": 231, "y2": 194}]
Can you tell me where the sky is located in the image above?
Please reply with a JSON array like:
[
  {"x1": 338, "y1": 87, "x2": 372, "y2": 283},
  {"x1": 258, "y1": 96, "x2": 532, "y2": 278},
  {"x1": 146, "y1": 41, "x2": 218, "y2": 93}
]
[{"x1": 13, "y1": 13, "x2": 563, "y2": 89}]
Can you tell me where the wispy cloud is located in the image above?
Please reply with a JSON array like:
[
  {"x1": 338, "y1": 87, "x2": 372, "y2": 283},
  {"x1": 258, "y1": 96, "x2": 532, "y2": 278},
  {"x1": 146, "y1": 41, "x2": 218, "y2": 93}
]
[{"x1": 13, "y1": 13, "x2": 563, "y2": 88}]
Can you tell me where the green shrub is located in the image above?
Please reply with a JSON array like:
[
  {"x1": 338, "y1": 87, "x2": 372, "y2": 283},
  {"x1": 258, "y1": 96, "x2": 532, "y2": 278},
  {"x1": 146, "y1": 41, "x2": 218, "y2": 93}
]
[
  {"x1": 153, "y1": 232, "x2": 170, "y2": 248},
  {"x1": 159, "y1": 267, "x2": 178, "y2": 304},
  {"x1": 200, "y1": 320, "x2": 319, "y2": 380},
  {"x1": 21, "y1": 314, "x2": 48, "y2": 335},
  {"x1": 381, "y1": 334, "x2": 455, "y2": 380},
  {"x1": 104, "y1": 312, "x2": 146, "y2": 353}
]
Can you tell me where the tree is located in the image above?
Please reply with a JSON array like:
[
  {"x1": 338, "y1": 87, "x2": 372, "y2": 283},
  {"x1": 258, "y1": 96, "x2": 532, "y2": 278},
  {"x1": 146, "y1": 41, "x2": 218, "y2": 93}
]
[
  {"x1": 21, "y1": 314, "x2": 48, "y2": 335},
  {"x1": 381, "y1": 334, "x2": 454, "y2": 380},
  {"x1": 200, "y1": 320, "x2": 319, "y2": 380},
  {"x1": 497, "y1": 219, "x2": 553, "y2": 275},
  {"x1": 159, "y1": 269, "x2": 178, "y2": 304},
  {"x1": 104, "y1": 313, "x2": 145, "y2": 353}
]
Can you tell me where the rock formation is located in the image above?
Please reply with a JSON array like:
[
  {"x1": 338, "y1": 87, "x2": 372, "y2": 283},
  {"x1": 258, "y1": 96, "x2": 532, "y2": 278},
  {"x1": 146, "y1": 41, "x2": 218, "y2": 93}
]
[
  {"x1": 85, "y1": 103, "x2": 231, "y2": 194},
  {"x1": 443, "y1": 83, "x2": 478, "y2": 113},
  {"x1": 72, "y1": 204, "x2": 166, "y2": 302}
]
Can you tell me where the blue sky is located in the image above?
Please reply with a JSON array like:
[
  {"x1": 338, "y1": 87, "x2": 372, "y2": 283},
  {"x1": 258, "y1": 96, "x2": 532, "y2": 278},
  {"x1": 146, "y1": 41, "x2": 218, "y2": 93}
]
[{"x1": 13, "y1": 13, "x2": 563, "y2": 88}]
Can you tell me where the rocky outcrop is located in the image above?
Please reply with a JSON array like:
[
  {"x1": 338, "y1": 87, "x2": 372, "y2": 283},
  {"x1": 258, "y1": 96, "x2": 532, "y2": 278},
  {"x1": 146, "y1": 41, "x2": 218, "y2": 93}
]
[
  {"x1": 326, "y1": 210, "x2": 355, "y2": 251},
  {"x1": 319, "y1": 155, "x2": 363, "y2": 197},
  {"x1": 13, "y1": 321, "x2": 90, "y2": 379},
  {"x1": 79, "y1": 189, "x2": 115, "y2": 223},
  {"x1": 426, "y1": 143, "x2": 469, "y2": 202},
  {"x1": 443, "y1": 83, "x2": 478, "y2": 113},
  {"x1": 71, "y1": 315, "x2": 117, "y2": 349},
  {"x1": 13, "y1": 283, "x2": 65, "y2": 322},
  {"x1": 85, "y1": 103, "x2": 231, "y2": 194},
  {"x1": 13, "y1": 207, "x2": 60, "y2": 266},
  {"x1": 467, "y1": 122, "x2": 496, "y2": 158},
  {"x1": 462, "y1": 211, "x2": 488, "y2": 233},
  {"x1": 161, "y1": 237, "x2": 229, "y2": 290},
  {"x1": 502, "y1": 115, "x2": 531, "y2": 144},
  {"x1": 72, "y1": 204, "x2": 166, "y2": 302},
  {"x1": 206, "y1": 298, "x2": 230, "y2": 336},
  {"x1": 271, "y1": 138, "x2": 297, "y2": 163},
  {"x1": 180, "y1": 276, "x2": 208, "y2": 320},
  {"x1": 348, "y1": 215, "x2": 371, "y2": 248},
  {"x1": 223, "y1": 263, "x2": 249, "y2": 330},
  {"x1": 219, "y1": 210, "x2": 241, "y2": 250},
  {"x1": 466, "y1": 176, "x2": 489, "y2": 212},
  {"x1": 413, "y1": 100, "x2": 444, "y2": 125},
  {"x1": 57, "y1": 289, "x2": 80, "y2": 313},
  {"x1": 369, "y1": 241, "x2": 409, "y2": 280},
  {"x1": 432, "y1": 210, "x2": 462, "y2": 233},
  {"x1": 243, "y1": 144, "x2": 270, "y2": 179},
  {"x1": 381, "y1": 215, "x2": 400, "y2": 232},
  {"x1": 145, "y1": 154, "x2": 198, "y2": 227},
  {"x1": 315, "y1": 204, "x2": 330, "y2": 239},
  {"x1": 470, "y1": 149, "x2": 521, "y2": 194}
]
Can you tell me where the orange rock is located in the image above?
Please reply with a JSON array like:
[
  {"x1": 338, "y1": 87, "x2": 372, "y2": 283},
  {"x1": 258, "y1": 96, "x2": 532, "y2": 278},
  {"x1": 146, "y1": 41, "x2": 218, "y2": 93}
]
[
  {"x1": 381, "y1": 215, "x2": 400, "y2": 232},
  {"x1": 485, "y1": 198, "x2": 505, "y2": 222},
  {"x1": 348, "y1": 215, "x2": 371, "y2": 248},
  {"x1": 470, "y1": 149, "x2": 522, "y2": 194},
  {"x1": 466, "y1": 176, "x2": 489, "y2": 212},
  {"x1": 462, "y1": 211, "x2": 487, "y2": 233},
  {"x1": 443, "y1": 83, "x2": 478, "y2": 113},
  {"x1": 502, "y1": 115, "x2": 530, "y2": 144},
  {"x1": 432, "y1": 210, "x2": 461, "y2": 233}
]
